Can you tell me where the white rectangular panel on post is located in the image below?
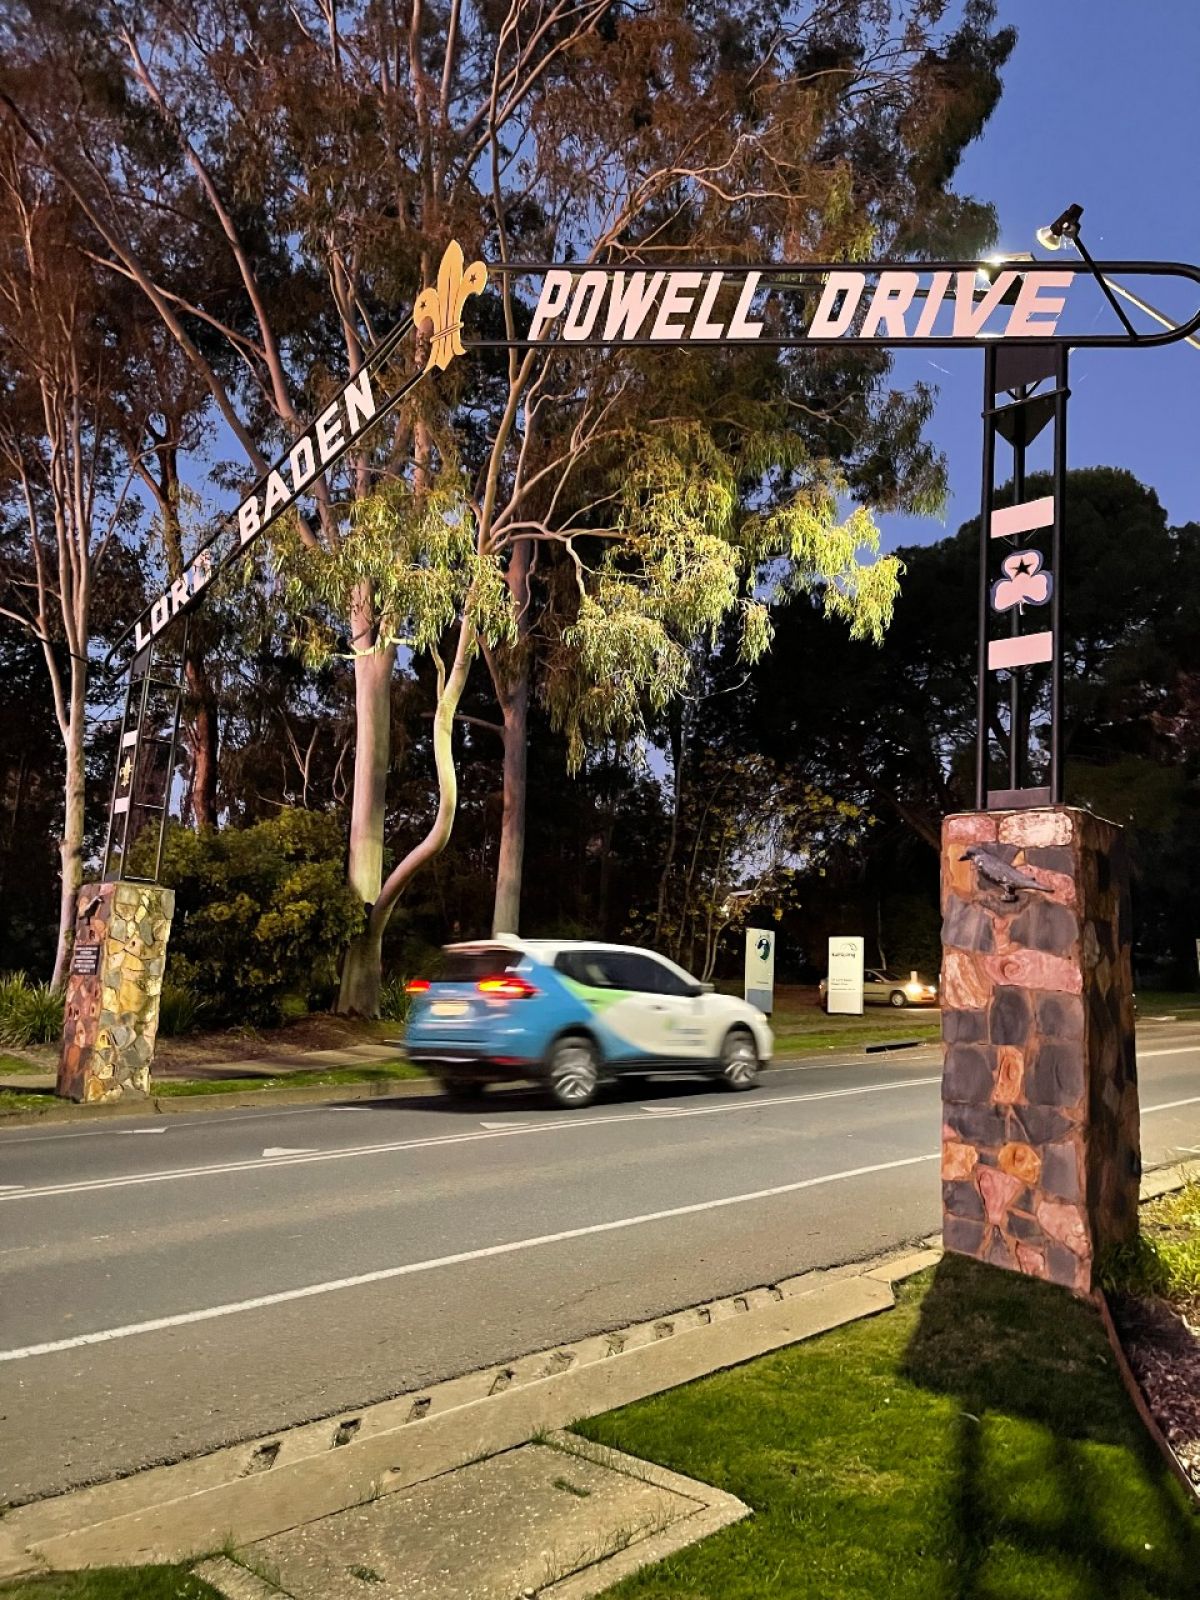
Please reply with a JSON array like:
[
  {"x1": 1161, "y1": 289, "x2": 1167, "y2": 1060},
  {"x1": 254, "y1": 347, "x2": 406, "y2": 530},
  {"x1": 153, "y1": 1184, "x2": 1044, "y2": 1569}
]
[
  {"x1": 826, "y1": 937, "x2": 865, "y2": 1016},
  {"x1": 745, "y1": 928, "x2": 776, "y2": 1014}
]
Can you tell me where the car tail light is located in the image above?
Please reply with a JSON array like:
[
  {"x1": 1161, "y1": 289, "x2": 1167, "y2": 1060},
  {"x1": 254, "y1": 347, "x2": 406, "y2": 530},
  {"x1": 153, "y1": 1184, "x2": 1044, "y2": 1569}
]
[
  {"x1": 477, "y1": 974, "x2": 539, "y2": 999},
  {"x1": 405, "y1": 978, "x2": 431, "y2": 995}
]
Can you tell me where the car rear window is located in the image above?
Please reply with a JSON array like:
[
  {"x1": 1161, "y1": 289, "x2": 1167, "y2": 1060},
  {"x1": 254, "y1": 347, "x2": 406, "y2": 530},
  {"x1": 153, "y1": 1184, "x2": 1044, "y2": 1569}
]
[{"x1": 438, "y1": 948, "x2": 522, "y2": 981}]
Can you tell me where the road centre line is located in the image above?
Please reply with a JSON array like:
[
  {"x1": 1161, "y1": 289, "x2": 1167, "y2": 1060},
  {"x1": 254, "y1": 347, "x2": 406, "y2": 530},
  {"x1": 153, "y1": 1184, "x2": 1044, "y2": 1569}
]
[
  {"x1": 0, "y1": 1152, "x2": 940, "y2": 1363},
  {"x1": 0, "y1": 1077, "x2": 941, "y2": 1203}
]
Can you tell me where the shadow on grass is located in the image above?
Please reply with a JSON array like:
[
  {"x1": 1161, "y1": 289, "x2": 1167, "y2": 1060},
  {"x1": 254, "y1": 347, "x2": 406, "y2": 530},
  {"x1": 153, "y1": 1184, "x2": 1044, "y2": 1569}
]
[{"x1": 901, "y1": 1253, "x2": 1200, "y2": 1600}]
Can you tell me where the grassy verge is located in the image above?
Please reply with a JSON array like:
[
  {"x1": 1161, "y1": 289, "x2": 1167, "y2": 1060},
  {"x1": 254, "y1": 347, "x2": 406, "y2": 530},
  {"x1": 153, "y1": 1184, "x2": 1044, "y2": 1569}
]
[
  {"x1": 0, "y1": 1567, "x2": 217, "y2": 1599},
  {"x1": 1137, "y1": 991, "x2": 1200, "y2": 1017},
  {"x1": 773, "y1": 1019, "x2": 940, "y2": 1056},
  {"x1": 152, "y1": 1059, "x2": 426, "y2": 1096},
  {"x1": 0, "y1": 1058, "x2": 427, "y2": 1115},
  {"x1": 1100, "y1": 1180, "x2": 1200, "y2": 1309},
  {"x1": 576, "y1": 1253, "x2": 1200, "y2": 1599}
]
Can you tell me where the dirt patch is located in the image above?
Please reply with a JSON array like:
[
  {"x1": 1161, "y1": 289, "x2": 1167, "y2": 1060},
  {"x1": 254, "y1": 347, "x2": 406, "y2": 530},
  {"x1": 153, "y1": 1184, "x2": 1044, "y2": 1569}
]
[{"x1": 154, "y1": 1013, "x2": 391, "y2": 1073}]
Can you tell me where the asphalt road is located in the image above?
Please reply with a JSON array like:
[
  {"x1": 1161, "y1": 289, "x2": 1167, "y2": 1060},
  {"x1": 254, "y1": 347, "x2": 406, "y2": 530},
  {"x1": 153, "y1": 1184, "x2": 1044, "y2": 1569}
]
[{"x1": 2, "y1": 1020, "x2": 1199, "y2": 1504}]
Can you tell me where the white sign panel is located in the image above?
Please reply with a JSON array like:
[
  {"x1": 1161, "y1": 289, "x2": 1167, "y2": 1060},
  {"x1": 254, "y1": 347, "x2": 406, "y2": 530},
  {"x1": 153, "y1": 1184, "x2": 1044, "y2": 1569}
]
[
  {"x1": 745, "y1": 929, "x2": 775, "y2": 1015},
  {"x1": 528, "y1": 268, "x2": 1074, "y2": 348},
  {"x1": 826, "y1": 937, "x2": 865, "y2": 1016}
]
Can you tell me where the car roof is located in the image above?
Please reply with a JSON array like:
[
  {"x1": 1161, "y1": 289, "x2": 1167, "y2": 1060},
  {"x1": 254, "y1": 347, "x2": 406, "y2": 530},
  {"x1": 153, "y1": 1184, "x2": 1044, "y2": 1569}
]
[{"x1": 443, "y1": 936, "x2": 680, "y2": 963}]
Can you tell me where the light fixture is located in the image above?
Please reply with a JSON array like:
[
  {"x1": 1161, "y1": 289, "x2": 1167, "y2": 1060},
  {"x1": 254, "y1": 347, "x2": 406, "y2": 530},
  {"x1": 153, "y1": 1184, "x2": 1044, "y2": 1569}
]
[
  {"x1": 1035, "y1": 203, "x2": 1084, "y2": 252},
  {"x1": 975, "y1": 251, "x2": 1033, "y2": 305}
]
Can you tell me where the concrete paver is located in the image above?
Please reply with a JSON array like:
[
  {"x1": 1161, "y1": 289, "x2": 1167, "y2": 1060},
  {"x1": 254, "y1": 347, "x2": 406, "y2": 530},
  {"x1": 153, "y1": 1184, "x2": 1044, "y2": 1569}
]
[{"x1": 222, "y1": 1442, "x2": 705, "y2": 1600}]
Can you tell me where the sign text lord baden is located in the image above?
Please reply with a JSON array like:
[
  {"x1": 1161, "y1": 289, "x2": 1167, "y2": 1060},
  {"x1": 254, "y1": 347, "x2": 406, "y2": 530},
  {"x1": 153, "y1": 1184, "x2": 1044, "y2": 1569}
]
[{"x1": 132, "y1": 367, "x2": 379, "y2": 652}]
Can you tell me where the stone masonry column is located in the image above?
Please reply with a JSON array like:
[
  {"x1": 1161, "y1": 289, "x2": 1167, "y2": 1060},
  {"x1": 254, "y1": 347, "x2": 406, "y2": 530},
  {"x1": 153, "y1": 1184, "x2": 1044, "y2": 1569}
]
[
  {"x1": 940, "y1": 808, "x2": 1140, "y2": 1293},
  {"x1": 57, "y1": 881, "x2": 175, "y2": 1103}
]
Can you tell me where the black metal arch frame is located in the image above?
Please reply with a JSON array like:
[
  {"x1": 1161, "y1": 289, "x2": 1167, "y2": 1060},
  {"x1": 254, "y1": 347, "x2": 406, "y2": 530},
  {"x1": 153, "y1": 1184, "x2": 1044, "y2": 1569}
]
[{"x1": 102, "y1": 253, "x2": 1200, "y2": 880}]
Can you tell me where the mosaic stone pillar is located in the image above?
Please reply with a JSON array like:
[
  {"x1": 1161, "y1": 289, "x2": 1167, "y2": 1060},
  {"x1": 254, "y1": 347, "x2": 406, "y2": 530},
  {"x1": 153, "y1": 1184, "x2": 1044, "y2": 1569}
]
[
  {"x1": 57, "y1": 881, "x2": 175, "y2": 1103},
  {"x1": 940, "y1": 807, "x2": 1140, "y2": 1293}
]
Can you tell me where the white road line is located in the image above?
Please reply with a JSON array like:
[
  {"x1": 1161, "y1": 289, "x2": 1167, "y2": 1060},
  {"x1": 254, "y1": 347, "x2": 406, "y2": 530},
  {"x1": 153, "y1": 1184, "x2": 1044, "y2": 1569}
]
[
  {"x1": 0, "y1": 1076, "x2": 941, "y2": 1204},
  {"x1": 478, "y1": 1121, "x2": 532, "y2": 1129},
  {"x1": 261, "y1": 1147, "x2": 317, "y2": 1157},
  {"x1": 120, "y1": 1127, "x2": 166, "y2": 1135},
  {"x1": 1143, "y1": 1095, "x2": 1200, "y2": 1114},
  {"x1": 0, "y1": 1152, "x2": 939, "y2": 1363},
  {"x1": 1139, "y1": 1046, "x2": 1200, "y2": 1059}
]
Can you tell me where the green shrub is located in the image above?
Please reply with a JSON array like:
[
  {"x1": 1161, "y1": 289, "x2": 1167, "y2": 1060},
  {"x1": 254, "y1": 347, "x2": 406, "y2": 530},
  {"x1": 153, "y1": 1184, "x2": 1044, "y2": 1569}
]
[
  {"x1": 378, "y1": 975, "x2": 413, "y2": 1024},
  {"x1": 157, "y1": 810, "x2": 364, "y2": 1026},
  {"x1": 157, "y1": 981, "x2": 206, "y2": 1038},
  {"x1": 0, "y1": 971, "x2": 63, "y2": 1045}
]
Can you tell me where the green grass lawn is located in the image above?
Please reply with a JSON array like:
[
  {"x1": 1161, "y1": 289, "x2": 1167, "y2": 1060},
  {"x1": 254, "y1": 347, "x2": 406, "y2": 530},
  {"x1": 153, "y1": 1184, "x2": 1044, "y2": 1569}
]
[
  {"x1": 152, "y1": 1059, "x2": 426, "y2": 1095},
  {"x1": 771, "y1": 1018, "x2": 940, "y2": 1056},
  {"x1": 0, "y1": 1058, "x2": 426, "y2": 1116},
  {"x1": 0, "y1": 1568, "x2": 216, "y2": 1599},
  {"x1": 577, "y1": 1254, "x2": 1200, "y2": 1599},
  {"x1": 1136, "y1": 990, "x2": 1200, "y2": 1017}
]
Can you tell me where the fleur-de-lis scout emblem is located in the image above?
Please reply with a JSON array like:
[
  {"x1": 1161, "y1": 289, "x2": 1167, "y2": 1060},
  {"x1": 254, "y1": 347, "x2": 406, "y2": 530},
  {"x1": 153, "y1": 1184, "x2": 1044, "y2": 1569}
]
[
  {"x1": 413, "y1": 241, "x2": 488, "y2": 373},
  {"x1": 119, "y1": 756, "x2": 134, "y2": 790}
]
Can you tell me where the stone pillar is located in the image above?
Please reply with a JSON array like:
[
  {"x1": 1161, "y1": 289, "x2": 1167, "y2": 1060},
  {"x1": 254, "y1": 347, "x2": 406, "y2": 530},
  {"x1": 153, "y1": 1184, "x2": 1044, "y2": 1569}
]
[
  {"x1": 57, "y1": 881, "x2": 175, "y2": 1103},
  {"x1": 940, "y1": 808, "x2": 1140, "y2": 1293}
]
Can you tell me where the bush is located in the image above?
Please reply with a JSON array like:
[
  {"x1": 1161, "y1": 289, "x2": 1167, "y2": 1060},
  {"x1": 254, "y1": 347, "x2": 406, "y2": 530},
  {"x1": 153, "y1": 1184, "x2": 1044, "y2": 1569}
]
[
  {"x1": 378, "y1": 975, "x2": 413, "y2": 1024},
  {"x1": 157, "y1": 810, "x2": 364, "y2": 1026},
  {"x1": 157, "y1": 981, "x2": 206, "y2": 1038},
  {"x1": 0, "y1": 971, "x2": 63, "y2": 1045}
]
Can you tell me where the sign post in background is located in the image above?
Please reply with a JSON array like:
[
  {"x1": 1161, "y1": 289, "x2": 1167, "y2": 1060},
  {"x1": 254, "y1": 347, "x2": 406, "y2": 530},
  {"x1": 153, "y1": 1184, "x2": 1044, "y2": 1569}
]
[
  {"x1": 826, "y1": 937, "x2": 865, "y2": 1016},
  {"x1": 745, "y1": 928, "x2": 775, "y2": 1015}
]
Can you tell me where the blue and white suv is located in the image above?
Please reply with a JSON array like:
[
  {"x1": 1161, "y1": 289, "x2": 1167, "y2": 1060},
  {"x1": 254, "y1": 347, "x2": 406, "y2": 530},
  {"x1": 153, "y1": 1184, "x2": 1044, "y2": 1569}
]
[{"x1": 403, "y1": 937, "x2": 773, "y2": 1108}]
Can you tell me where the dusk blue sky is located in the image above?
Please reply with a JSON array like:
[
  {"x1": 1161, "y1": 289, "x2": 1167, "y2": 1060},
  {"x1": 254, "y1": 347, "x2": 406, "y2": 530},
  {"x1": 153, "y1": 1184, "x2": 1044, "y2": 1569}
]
[{"x1": 879, "y1": 0, "x2": 1200, "y2": 552}]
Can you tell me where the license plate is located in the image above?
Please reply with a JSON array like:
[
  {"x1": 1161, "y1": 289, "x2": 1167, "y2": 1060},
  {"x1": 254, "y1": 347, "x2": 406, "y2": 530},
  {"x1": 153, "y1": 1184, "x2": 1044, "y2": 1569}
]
[{"x1": 431, "y1": 1000, "x2": 468, "y2": 1017}]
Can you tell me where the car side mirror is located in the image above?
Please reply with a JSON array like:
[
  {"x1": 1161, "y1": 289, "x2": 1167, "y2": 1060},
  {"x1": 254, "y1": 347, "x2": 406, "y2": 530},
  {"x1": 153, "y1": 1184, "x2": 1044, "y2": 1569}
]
[{"x1": 692, "y1": 981, "x2": 714, "y2": 995}]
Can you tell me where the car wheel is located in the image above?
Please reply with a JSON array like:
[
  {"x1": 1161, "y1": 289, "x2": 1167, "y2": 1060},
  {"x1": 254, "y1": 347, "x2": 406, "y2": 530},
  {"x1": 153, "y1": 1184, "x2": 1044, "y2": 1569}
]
[
  {"x1": 889, "y1": 990, "x2": 907, "y2": 1008},
  {"x1": 719, "y1": 1027, "x2": 760, "y2": 1091},
  {"x1": 547, "y1": 1035, "x2": 600, "y2": 1109},
  {"x1": 439, "y1": 1075, "x2": 485, "y2": 1103}
]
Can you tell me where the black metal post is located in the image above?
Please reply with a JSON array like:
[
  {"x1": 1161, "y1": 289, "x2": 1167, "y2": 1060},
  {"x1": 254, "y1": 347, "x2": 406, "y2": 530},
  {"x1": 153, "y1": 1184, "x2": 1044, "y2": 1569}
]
[
  {"x1": 1050, "y1": 346, "x2": 1070, "y2": 803},
  {"x1": 154, "y1": 618, "x2": 188, "y2": 883},
  {"x1": 1008, "y1": 397, "x2": 1027, "y2": 793},
  {"x1": 975, "y1": 345, "x2": 997, "y2": 810}
]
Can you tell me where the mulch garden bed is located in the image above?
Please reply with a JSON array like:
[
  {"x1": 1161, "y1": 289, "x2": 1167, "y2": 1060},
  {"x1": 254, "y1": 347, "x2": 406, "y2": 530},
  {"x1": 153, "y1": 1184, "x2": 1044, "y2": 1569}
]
[{"x1": 1107, "y1": 1180, "x2": 1200, "y2": 1496}]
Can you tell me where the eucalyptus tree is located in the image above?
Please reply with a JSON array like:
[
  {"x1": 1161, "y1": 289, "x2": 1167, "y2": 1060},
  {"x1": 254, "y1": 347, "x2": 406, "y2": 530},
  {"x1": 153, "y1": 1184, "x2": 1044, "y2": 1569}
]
[
  {"x1": 0, "y1": 0, "x2": 1013, "y2": 1011},
  {"x1": 0, "y1": 142, "x2": 148, "y2": 983}
]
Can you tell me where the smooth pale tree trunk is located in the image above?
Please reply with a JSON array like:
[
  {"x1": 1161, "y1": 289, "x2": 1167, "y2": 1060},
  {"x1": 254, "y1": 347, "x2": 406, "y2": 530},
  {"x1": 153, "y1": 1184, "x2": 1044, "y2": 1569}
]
[
  {"x1": 337, "y1": 633, "x2": 397, "y2": 1015},
  {"x1": 50, "y1": 662, "x2": 87, "y2": 989},
  {"x1": 492, "y1": 671, "x2": 528, "y2": 936},
  {"x1": 491, "y1": 539, "x2": 531, "y2": 937},
  {"x1": 341, "y1": 628, "x2": 475, "y2": 1015}
]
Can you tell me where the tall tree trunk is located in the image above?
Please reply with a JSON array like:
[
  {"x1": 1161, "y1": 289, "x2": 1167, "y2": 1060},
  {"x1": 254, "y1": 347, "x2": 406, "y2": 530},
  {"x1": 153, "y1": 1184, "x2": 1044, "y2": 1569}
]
[
  {"x1": 341, "y1": 625, "x2": 475, "y2": 1016},
  {"x1": 653, "y1": 700, "x2": 688, "y2": 947},
  {"x1": 51, "y1": 661, "x2": 87, "y2": 988},
  {"x1": 492, "y1": 670, "x2": 528, "y2": 936},
  {"x1": 185, "y1": 646, "x2": 219, "y2": 829},
  {"x1": 491, "y1": 538, "x2": 531, "y2": 937},
  {"x1": 337, "y1": 627, "x2": 396, "y2": 1014}
]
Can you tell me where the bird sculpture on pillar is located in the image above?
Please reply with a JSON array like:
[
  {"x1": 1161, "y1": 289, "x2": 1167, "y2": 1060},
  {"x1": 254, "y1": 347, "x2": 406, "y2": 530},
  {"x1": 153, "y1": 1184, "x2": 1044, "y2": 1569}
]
[{"x1": 963, "y1": 845, "x2": 1051, "y2": 903}]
